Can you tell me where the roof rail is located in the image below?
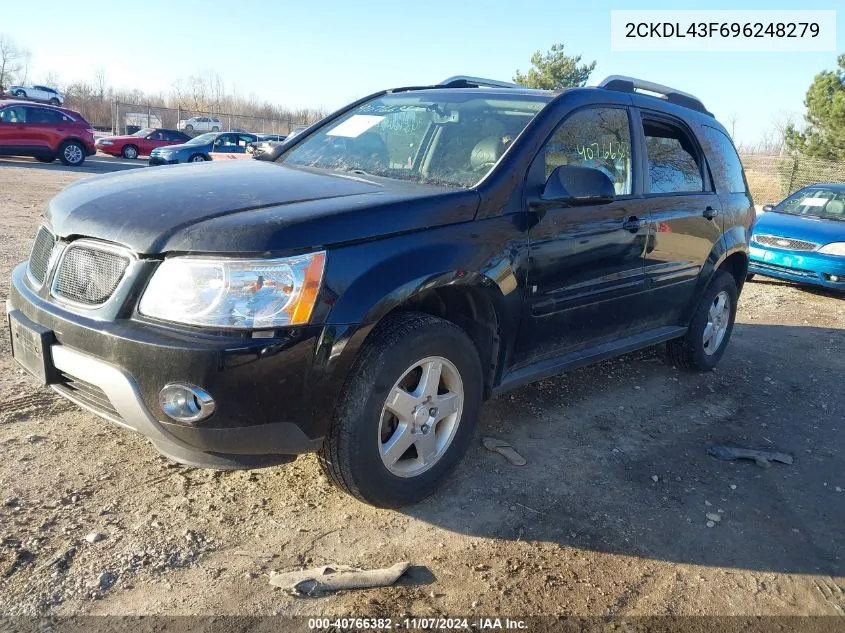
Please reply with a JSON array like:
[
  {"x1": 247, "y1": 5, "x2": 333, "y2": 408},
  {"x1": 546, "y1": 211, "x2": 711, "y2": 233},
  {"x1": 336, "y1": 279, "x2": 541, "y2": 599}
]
[
  {"x1": 438, "y1": 75, "x2": 519, "y2": 89},
  {"x1": 598, "y1": 75, "x2": 712, "y2": 116}
]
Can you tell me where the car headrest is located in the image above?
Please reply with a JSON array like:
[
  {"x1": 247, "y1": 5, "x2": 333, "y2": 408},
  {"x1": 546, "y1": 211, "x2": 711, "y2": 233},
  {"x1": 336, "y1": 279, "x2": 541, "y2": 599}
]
[
  {"x1": 470, "y1": 136, "x2": 504, "y2": 170},
  {"x1": 825, "y1": 199, "x2": 844, "y2": 216}
]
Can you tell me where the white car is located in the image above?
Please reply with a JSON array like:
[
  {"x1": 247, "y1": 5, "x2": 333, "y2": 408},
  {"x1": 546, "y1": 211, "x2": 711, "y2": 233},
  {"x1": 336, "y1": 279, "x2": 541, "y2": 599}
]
[
  {"x1": 177, "y1": 116, "x2": 222, "y2": 133},
  {"x1": 8, "y1": 84, "x2": 64, "y2": 106}
]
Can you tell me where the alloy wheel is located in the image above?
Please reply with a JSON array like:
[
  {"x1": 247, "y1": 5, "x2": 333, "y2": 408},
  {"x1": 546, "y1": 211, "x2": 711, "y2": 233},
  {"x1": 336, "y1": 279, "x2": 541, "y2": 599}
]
[
  {"x1": 377, "y1": 356, "x2": 464, "y2": 477},
  {"x1": 703, "y1": 290, "x2": 730, "y2": 355},
  {"x1": 63, "y1": 144, "x2": 83, "y2": 165}
]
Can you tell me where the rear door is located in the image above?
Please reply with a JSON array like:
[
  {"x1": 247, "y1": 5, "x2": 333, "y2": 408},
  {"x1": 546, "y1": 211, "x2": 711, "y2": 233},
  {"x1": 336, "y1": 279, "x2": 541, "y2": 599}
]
[
  {"x1": 634, "y1": 109, "x2": 722, "y2": 325},
  {"x1": 23, "y1": 106, "x2": 69, "y2": 153}
]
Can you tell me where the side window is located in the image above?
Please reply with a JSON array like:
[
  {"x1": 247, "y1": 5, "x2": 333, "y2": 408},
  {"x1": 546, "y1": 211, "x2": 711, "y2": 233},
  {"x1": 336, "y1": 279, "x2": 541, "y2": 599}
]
[
  {"x1": 27, "y1": 108, "x2": 63, "y2": 124},
  {"x1": 0, "y1": 106, "x2": 27, "y2": 123},
  {"x1": 642, "y1": 118, "x2": 704, "y2": 194},
  {"x1": 238, "y1": 134, "x2": 255, "y2": 146},
  {"x1": 542, "y1": 107, "x2": 632, "y2": 195},
  {"x1": 148, "y1": 131, "x2": 164, "y2": 140},
  {"x1": 699, "y1": 125, "x2": 747, "y2": 194}
]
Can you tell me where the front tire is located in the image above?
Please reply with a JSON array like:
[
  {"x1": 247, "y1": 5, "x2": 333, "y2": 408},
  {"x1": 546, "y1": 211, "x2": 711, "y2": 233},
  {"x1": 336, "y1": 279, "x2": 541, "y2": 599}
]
[
  {"x1": 318, "y1": 312, "x2": 483, "y2": 508},
  {"x1": 58, "y1": 140, "x2": 85, "y2": 166},
  {"x1": 665, "y1": 270, "x2": 738, "y2": 371},
  {"x1": 185, "y1": 124, "x2": 193, "y2": 132},
  {"x1": 211, "y1": 126, "x2": 219, "y2": 132},
  {"x1": 122, "y1": 145, "x2": 139, "y2": 159},
  {"x1": 188, "y1": 154, "x2": 207, "y2": 163},
  {"x1": 13, "y1": 90, "x2": 26, "y2": 98},
  {"x1": 49, "y1": 98, "x2": 60, "y2": 106}
]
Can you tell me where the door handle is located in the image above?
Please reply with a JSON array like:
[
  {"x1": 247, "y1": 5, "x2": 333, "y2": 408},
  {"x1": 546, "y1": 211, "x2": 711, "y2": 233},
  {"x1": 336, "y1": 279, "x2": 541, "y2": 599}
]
[
  {"x1": 622, "y1": 216, "x2": 644, "y2": 233},
  {"x1": 703, "y1": 206, "x2": 719, "y2": 220}
]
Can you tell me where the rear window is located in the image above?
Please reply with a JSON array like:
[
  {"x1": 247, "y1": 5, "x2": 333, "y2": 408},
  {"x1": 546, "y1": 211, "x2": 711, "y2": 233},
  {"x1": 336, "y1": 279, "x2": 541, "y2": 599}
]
[{"x1": 700, "y1": 125, "x2": 747, "y2": 194}]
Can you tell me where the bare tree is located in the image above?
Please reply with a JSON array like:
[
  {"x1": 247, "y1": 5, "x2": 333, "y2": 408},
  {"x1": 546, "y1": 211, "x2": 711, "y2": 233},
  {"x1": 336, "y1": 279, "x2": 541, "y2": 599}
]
[
  {"x1": 771, "y1": 110, "x2": 797, "y2": 155},
  {"x1": 727, "y1": 112, "x2": 739, "y2": 140},
  {"x1": 0, "y1": 34, "x2": 30, "y2": 93},
  {"x1": 93, "y1": 68, "x2": 108, "y2": 100}
]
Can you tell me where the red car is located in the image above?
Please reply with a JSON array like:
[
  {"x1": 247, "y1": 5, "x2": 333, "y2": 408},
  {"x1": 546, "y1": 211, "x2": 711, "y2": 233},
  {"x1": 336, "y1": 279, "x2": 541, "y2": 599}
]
[
  {"x1": 95, "y1": 128, "x2": 191, "y2": 159},
  {"x1": 0, "y1": 100, "x2": 96, "y2": 166}
]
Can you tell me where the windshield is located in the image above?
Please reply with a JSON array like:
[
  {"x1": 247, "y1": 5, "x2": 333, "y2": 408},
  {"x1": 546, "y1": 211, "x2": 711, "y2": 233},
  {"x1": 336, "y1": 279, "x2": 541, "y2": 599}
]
[
  {"x1": 132, "y1": 128, "x2": 154, "y2": 137},
  {"x1": 775, "y1": 187, "x2": 845, "y2": 222},
  {"x1": 279, "y1": 92, "x2": 550, "y2": 187},
  {"x1": 185, "y1": 133, "x2": 217, "y2": 146}
]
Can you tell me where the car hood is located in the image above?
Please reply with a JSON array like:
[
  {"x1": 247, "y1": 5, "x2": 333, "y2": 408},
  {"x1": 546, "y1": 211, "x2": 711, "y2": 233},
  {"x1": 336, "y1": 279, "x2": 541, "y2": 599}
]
[
  {"x1": 46, "y1": 160, "x2": 479, "y2": 254},
  {"x1": 754, "y1": 210, "x2": 844, "y2": 244},
  {"x1": 151, "y1": 141, "x2": 210, "y2": 154}
]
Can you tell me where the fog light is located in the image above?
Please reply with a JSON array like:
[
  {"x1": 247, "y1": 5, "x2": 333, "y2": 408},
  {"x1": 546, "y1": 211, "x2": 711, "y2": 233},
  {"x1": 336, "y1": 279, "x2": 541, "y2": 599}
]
[{"x1": 159, "y1": 383, "x2": 215, "y2": 423}]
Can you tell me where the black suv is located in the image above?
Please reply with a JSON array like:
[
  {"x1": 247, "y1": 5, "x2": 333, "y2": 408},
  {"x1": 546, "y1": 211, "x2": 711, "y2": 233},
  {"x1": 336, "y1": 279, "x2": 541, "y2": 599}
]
[{"x1": 7, "y1": 75, "x2": 753, "y2": 507}]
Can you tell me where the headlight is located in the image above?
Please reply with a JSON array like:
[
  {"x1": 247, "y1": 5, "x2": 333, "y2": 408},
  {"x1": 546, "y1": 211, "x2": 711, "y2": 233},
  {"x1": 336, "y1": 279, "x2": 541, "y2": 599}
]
[
  {"x1": 139, "y1": 252, "x2": 326, "y2": 328},
  {"x1": 98, "y1": 140, "x2": 114, "y2": 145},
  {"x1": 817, "y1": 242, "x2": 845, "y2": 256}
]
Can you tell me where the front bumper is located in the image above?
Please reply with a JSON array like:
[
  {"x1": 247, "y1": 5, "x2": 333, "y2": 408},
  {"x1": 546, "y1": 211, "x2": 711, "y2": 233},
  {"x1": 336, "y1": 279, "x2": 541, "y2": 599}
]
[
  {"x1": 748, "y1": 245, "x2": 845, "y2": 290},
  {"x1": 148, "y1": 156, "x2": 179, "y2": 166},
  {"x1": 8, "y1": 262, "x2": 329, "y2": 468}
]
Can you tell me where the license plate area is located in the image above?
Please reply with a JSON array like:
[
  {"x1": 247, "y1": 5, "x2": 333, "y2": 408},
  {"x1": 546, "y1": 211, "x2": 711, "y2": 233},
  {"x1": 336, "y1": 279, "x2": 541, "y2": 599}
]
[{"x1": 8, "y1": 309, "x2": 56, "y2": 385}]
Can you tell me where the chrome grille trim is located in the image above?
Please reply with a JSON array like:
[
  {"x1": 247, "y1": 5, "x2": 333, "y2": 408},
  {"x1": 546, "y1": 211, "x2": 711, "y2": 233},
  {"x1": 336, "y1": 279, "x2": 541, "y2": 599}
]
[
  {"x1": 26, "y1": 226, "x2": 57, "y2": 287},
  {"x1": 753, "y1": 234, "x2": 819, "y2": 252},
  {"x1": 50, "y1": 239, "x2": 135, "y2": 309}
]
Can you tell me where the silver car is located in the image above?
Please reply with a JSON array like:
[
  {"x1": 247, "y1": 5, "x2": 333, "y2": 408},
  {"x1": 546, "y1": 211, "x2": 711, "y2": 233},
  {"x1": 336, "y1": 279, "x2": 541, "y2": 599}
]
[{"x1": 8, "y1": 85, "x2": 64, "y2": 106}]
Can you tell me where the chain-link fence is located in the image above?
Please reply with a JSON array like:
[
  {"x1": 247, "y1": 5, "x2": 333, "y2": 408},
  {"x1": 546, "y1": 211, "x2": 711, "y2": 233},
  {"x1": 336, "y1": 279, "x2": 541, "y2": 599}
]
[
  {"x1": 108, "y1": 102, "x2": 323, "y2": 137},
  {"x1": 741, "y1": 153, "x2": 845, "y2": 205}
]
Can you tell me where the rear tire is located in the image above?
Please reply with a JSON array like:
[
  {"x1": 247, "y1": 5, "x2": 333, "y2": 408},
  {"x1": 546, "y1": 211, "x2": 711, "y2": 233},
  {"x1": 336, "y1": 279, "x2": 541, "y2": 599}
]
[
  {"x1": 746, "y1": 273, "x2": 755, "y2": 281},
  {"x1": 211, "y1": 126, "x2": 219, "y2": 132},
  {"x1": 49, "y1": 98, "x2": 60, "y2": 106},
  {"x1": 317, "y1": 312, "x2": 483, "y2": 508},
  {"x1": 185, "y1": 124, "x2": 193, "y2": 132},
  {"x1": 58, "y1": 140, "x2": 85, "y2": 166},
  {"x1": 35, "y1": 156, "x2": 55, "y2": 163},
  {"x1": 122, "y1": 145, "x2": 139, "y2": 159},
  {"x1": 665, "y1": 270, "x2": 738, "y2": 371},
  {"x1": 13, "y1": 90, "x2": 26, "y2": 98},
  {"x1": 188, "y1": 154, "x2": 206, "y2": 163}
]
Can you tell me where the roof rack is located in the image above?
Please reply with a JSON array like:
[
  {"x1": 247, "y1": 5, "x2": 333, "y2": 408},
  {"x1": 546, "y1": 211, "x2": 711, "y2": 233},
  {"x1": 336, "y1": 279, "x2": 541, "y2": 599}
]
[
  {"x1": 598, "y1": 75, "x2": 712, "y2": 116},
  {"x1": 438, "y1": 75, "x2": 519, "y2": 89}
]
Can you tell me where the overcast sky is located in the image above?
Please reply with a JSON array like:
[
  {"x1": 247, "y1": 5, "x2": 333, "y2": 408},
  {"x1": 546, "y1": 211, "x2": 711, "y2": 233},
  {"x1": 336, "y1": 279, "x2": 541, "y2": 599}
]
[{"x1": 2, "y1": 0, "x2": 842, "y2": 146}]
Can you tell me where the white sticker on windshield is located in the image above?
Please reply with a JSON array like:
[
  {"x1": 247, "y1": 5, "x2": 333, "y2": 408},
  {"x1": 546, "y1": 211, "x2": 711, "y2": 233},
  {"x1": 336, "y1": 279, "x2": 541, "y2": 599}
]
[
  {"x1": 801, "y1": 197, "x2": 829, "y2": 207},
  {"x1": 326, "y1": 115, "x2": 385, "y2": 138}
]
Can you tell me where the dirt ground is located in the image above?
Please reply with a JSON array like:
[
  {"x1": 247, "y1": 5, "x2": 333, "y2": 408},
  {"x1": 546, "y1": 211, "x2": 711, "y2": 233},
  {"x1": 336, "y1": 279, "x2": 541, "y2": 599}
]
[{"x1": 1, "y1": 157, "x2": 844, "y2": 621}]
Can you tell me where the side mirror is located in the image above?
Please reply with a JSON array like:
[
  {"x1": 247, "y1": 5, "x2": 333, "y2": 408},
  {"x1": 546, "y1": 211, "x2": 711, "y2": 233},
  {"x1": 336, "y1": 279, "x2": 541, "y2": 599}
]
[
  {"x1": 541, "y1": 165, "x2": 615, "y2": 205},
  {"x1": 761, "y1": 204, "x2": 775, "y2": 212}
]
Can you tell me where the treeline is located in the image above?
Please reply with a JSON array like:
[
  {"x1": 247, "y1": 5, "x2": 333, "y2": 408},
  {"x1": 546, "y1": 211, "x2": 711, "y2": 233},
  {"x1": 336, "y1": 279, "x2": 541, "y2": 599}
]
[{"x1": 61, "y1": 71, "x2": 326, "y2": 129}]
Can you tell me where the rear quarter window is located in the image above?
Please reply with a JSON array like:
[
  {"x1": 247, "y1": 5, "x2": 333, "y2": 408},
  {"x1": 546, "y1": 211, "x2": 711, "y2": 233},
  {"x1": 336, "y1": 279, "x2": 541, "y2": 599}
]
[{"x1": 700, "y1": 125, "x2": 747, "y2": 194}]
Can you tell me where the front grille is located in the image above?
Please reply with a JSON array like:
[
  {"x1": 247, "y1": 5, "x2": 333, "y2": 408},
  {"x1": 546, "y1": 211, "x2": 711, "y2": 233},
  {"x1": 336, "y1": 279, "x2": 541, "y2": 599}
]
[
  {"x1": 53, "y1": 245, "x2": 129, "y2": 305},
  {"x1": 28, "y1": 226, "x2": 56, "y2": 285},
  {"x1": 753, "y1": 234, "x2": 819, "y2": 252},
  {"x1": 753, "y1": 261, "x2": 817, "y2": 279},
  {"x1": 53, "y1": 371, "x2": 124, "y2": 423}
]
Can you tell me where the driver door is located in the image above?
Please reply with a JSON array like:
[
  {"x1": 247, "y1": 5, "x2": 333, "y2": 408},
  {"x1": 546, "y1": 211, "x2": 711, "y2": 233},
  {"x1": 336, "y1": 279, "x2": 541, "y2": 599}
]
[{"x1": 513, "y1": 106, "x2": 651, "y2": 367}]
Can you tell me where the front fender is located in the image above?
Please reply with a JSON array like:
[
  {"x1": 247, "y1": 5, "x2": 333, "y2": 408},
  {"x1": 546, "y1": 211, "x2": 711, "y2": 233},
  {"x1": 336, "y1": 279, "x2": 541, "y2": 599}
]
[{"x1": 304, "y1": 215, "x2": 528, "y2": 433}]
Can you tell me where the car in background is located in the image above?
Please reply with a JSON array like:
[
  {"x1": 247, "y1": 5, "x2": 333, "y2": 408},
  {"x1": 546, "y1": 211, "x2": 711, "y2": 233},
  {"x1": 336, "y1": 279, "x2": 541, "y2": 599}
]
[
  {"x1": 286, "y1": 124, "x2": 308, "y2": 139},
  {"x1": 247, "y1": 133, "x2": 287, "y2": 160},
  {"x1": 96, "y1": 128, "x2": 191, "y2": 159},
  {"x1": 149, "y1": 131, "x2": 257, "y2": 165},
  {"x1": 749, "y1": 184, "x2": 845, "y2": 291},
  {"x1": 8, "y1": 85, "x2": 64, "y2": 106},
  {"x1": 0, "y1": 100, "x2": 95, "y2": 166},
  {"x1": 177, "y1": 116, "x2": 222, "y2": 133}
]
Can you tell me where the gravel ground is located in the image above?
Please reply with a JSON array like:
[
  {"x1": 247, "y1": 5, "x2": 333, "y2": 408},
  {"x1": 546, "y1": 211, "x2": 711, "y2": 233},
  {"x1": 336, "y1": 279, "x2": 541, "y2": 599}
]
[{"x1": 0, "y1": 158, "x2": 844, "y2": 619}]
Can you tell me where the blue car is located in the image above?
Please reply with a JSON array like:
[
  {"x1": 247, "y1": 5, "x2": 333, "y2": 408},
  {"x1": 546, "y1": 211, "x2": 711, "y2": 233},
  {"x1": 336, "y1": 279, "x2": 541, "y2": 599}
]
[
  {"x1": 149, "y1": 131, "x2": 258, "y2": 165},
  {"x1": 749, "y1": 184, "x2": 845, "y2": 291}
]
